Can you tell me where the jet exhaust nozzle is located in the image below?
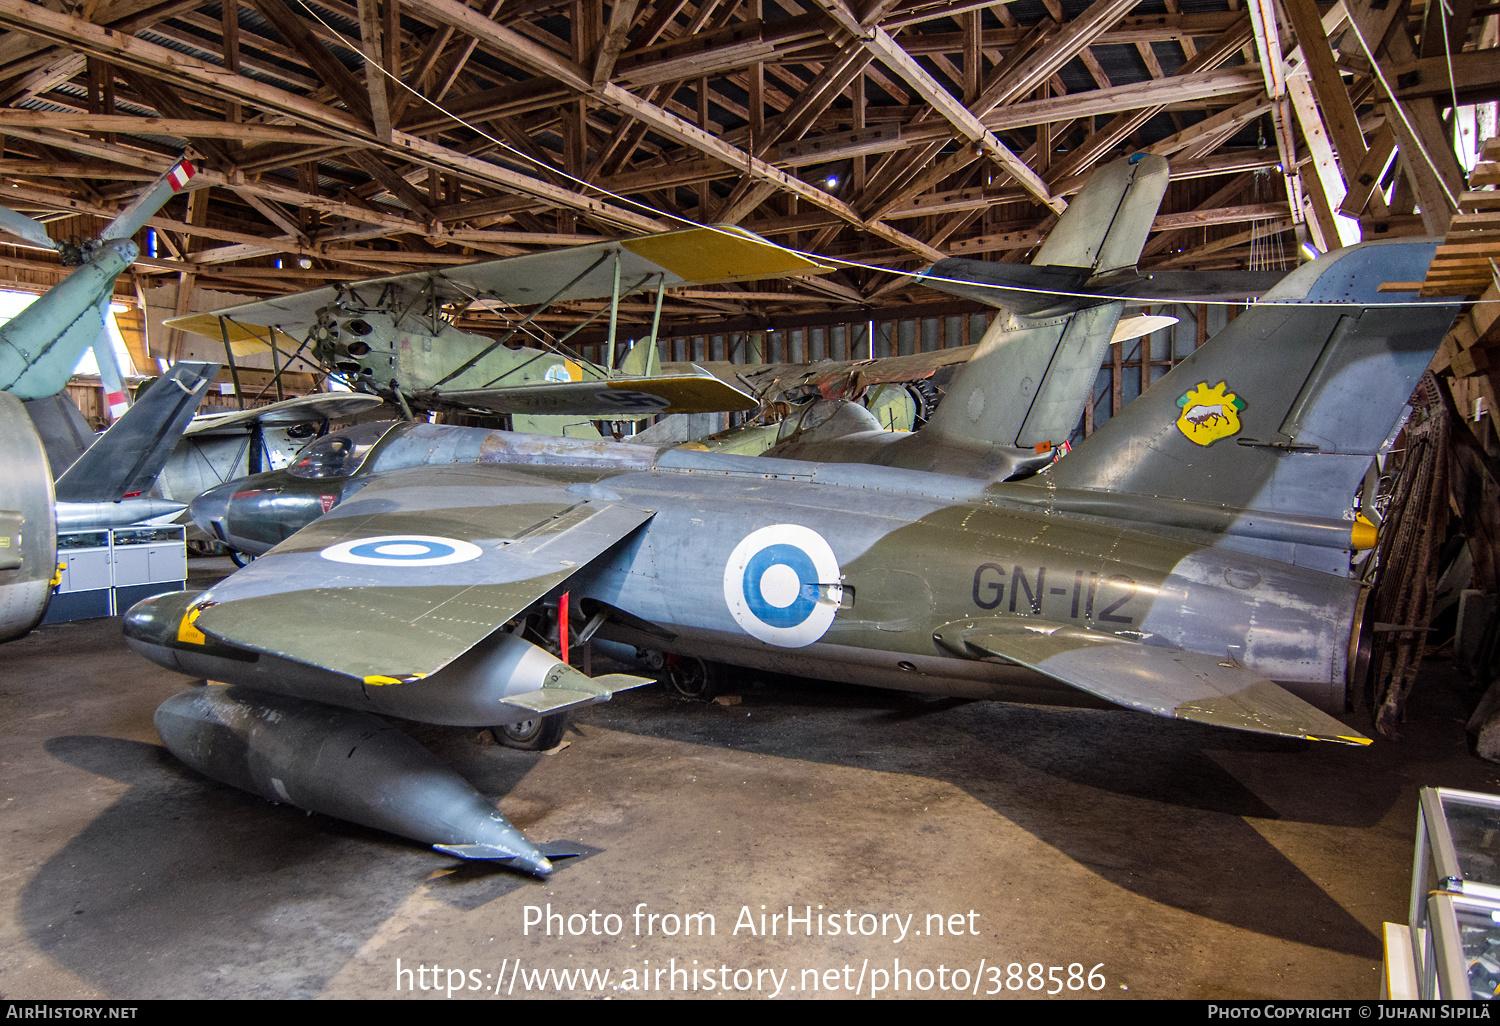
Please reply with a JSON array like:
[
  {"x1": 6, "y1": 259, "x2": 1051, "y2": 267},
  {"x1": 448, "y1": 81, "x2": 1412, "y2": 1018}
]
[{"x1": 154, "y1": 685, "x2": 553, "y2": 875}]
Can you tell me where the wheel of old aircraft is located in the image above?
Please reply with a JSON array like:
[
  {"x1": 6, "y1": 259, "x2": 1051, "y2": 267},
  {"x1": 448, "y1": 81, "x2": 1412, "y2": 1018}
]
[
  {"x1": 228, "y1": 550, "x2": 255, "y2": 568},
  {"x1": 665, "y1": 655, "x2": 720, "y2": 701},
  {"x1": 490, "y1": 713, "x2": 568, "y2": 751}
]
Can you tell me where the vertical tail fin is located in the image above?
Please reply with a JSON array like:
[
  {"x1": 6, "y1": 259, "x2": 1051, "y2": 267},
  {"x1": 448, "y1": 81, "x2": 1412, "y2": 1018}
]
[
  {"x1": 1033, "y1": 152, "x2": 1170, "y2": 274},
  {"x1": 54, "y1": 361, "x2": 219, "y2": 503},
  {"x1": 1041, "y1": 238, "x2": 1458, "y2": 568},
  {"x1": 921, "y1": 153, "x2": 1170, "y2": 451}
]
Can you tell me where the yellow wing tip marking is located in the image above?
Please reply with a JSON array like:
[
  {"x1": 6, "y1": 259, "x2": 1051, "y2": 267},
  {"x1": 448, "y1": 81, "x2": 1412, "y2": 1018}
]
[
  {"x1": 1306, "y1": 733, "x2": 1373, "y2": 746},
  {"x1": 161, "y1": 313, "x2": 272, "y2": 355},
  {"x1": 363, "y1": 673, "x2": 428, "y2": 686},
  {"x1": 621, "y1": 226, "x2": 833, "y2": 282}
]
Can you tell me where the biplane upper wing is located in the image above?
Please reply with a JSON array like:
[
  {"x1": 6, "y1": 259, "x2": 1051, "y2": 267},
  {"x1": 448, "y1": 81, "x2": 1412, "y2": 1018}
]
[
  {"x1": 185, "y1": 393, "x2": 386, "y2": 435},
  {"x1": 165, "y1": 226, "x2": 832, "y2": 343}
]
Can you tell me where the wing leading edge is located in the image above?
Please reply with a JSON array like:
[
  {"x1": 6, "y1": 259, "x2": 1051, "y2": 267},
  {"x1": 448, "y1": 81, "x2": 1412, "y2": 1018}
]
[{"x1": 933, "y1": 618, "x2": 1370, "y2": 745}]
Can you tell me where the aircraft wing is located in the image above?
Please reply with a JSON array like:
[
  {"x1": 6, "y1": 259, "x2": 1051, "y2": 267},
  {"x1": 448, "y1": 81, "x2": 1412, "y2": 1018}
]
[
  {"x1": 165, "y1": 226, "x2": 833, "y2": 342},
  {"x1": 933, "y1": 618, "x2": 1370, "y2": 745},
  {"x1": 442, "y1": 368, "x2": 756, "y2": 417},
  {"x1": 680, "y1": 348, "x2": 976, "y2": 403},
  {"x1": 192, "y1": 465, "x2": 654, "y2": 682},
  {"x1": 185, "y1": 393, "x2": 385, "y2": 435}
]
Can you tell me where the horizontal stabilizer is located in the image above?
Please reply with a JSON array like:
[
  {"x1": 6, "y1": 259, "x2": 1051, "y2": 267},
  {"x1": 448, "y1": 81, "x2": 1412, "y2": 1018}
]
[
  {"x1": 921, "y1": 262, "x2": 1286, "y2": 313},
  {"x1": 933, "y1": 617, "x2": 1369, "y2": 744},
  {"x1": 195, "y1": 470, "x2": 655, "y2": 680},
  {"x1": 920, "y1": 259, "x2": 1091, "y2": 315},
  {"x1": 1112, "y1": 313, "x2": 1178, "y2": 344},
  {"x1": 1096, "y1": 269, "x2": 1288, "y2": 302},
  {"x1": 442, "y1": 368, "x2": 757, "y2": 418}
]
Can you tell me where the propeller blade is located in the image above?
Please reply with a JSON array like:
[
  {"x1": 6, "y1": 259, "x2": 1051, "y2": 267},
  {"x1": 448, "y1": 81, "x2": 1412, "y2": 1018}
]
[
  {"x1": 100, "y1": 157, "x2": 197, "y2": 242},
  {"x1": 92, "y1": 326, "x2": 130, "y2": 421},
  {"x1": 0, "y1": 205, "x2": 60, "y2": 252}
]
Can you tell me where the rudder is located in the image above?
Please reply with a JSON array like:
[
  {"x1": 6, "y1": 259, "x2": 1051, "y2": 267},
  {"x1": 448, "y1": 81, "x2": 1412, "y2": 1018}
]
[{"x1": 1041, "y1": 238, "x2": 1457, "y2": 567}]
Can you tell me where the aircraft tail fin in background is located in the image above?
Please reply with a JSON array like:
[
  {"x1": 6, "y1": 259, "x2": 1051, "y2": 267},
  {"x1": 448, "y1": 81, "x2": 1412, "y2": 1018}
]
[
  {"x1": 25, "y1": 392, "x2": 95, "y2": 478},
  {"x1": 916, "y1": 156, "x2": 1177, "y2": 453},
  {"x1": 1034, "y1": 152, "x2": 1170, "y2": 275},
  {"x1": 918, "y1": 153, "x2": 1171, "y2": 317},
  {"x1": 1040, "y1": 238, "x2": 1458, "y2": 570},
  {"x1": 54, "y1": 361, "x2": 219, "y2": 503},
  {"x1": 619, "y1": 335, "x2": 661, "y2": 377},
  {"x1": 923, "y1": 301, "x2": 1126, "y2": 452}
]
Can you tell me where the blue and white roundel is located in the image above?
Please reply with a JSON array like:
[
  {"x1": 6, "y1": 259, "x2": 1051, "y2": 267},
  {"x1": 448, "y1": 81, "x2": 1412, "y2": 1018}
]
[
  {"x1": 320, "y1": 534, "x2": 483, "y2": 567},
  {"x1": 724, "y1": 525, "x2": 842, "y2": 647}
]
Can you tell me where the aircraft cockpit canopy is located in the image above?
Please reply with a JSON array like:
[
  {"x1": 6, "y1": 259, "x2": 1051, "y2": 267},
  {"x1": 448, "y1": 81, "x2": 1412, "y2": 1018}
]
[{"x1": 286, "y1": 421, "x2": 393, "y2": 480}]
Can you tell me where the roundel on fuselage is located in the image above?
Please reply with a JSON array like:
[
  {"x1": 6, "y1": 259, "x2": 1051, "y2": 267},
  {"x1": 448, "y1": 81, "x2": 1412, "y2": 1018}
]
[{"x1": 723, "y1": 524, "x2": 842, "y2": 647}]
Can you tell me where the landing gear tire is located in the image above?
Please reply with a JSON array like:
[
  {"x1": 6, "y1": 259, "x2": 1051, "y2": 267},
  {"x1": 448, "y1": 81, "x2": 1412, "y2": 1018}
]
[
  {"x1": 490, "y1": 712, "x2": 568, "y2": 751},
  {"x1": 665, "y1": 655, "x2": 720, "y2": 701},
  {"x1": 229, "y1": 550, "x2": 255, "y2": 568}
]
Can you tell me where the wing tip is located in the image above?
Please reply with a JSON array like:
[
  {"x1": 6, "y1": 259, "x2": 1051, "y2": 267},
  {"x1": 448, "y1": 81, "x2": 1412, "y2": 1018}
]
[{"x1": 1306, "y1": 733, "x2": 1374, "y2": 747}]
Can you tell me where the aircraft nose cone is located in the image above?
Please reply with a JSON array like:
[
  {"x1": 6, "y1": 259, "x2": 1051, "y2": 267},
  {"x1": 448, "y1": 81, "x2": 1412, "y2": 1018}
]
[
  {"x1": 516, "y1": 853, "x2": 554, "y2": 877},
  {"x1": 122, "y1": 589, "x2": 201, "y2": 646},
  {"x1": 189, "y1": 483, "x2": 233, "y2": 541}
]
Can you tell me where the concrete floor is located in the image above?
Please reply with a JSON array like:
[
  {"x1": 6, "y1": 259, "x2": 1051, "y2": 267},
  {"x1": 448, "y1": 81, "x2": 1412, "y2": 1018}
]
[{"x1": 3, "y1": 561, "x2": 1500, "y2": 1000}]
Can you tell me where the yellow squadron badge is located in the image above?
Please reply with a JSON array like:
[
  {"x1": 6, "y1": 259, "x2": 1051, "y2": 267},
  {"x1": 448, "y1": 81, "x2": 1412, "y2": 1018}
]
[{"x1": 1176, "y1": 381, "x2": 1246, "y2": 446}]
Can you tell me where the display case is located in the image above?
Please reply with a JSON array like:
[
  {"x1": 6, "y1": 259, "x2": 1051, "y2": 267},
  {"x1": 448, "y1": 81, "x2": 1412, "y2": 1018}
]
[
  {"x1": 1404, "y1": 787, "x2": 1500, "y2": 999},
  {"x1": 42, "y1": 524, "x2": 186, "y2": 623}
]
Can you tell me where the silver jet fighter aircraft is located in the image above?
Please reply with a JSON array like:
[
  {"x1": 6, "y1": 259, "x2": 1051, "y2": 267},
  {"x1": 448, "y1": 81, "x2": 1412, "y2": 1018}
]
[{"x1": 123, "y1": 237, "x2": 1451, "y2": 873}]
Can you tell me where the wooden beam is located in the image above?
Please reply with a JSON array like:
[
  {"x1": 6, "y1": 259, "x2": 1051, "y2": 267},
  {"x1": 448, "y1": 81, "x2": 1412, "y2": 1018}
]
[
  {"x1": 247, "y1": 0, "x2": 374, "y2": 124},
  {"x1": 0, "y1": 111, "x2": 335, "y2": 145},
  {"x1": 810, "y1": 0, "x2": 1062, "y2": 211},
  {"x1": 357, "y1": 0, "x2": 394, "y2": 142},
  {"x1": 1280, "y1": 0, "x2": 1366, "y2": 176},
  {"x1": 592, "y1": 0, "x2": 641, "y2": 87}
]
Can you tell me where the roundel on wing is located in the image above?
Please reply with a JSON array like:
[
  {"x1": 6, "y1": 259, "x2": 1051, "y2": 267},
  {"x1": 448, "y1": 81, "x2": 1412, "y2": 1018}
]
[
  {"x1": 596, "y1": 389, "x2": 671, "y2": 411},
  {"x1": 723, "y1": 524, "x2": 842, "y2": 647},
  {"x1": 321, "y1": 534, "x2": 483, "y2": 567}
]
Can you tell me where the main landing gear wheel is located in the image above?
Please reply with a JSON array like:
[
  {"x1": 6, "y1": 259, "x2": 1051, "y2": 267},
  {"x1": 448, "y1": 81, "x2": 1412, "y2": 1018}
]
[
  {"x1": 229, "y1": 550, "x2": 255, "y2": 568},
  {"x1": 665, "y1": 655, "x2": 720, "y2": 701},
  {"x1": 491, "y1": 712, "x2": 568, "y2": 751}
]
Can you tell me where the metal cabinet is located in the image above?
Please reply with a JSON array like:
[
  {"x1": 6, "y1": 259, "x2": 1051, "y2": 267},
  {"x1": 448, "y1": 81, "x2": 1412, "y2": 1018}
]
[{"x1": 43, "y1": 525, "x2": 187, "y2": 623}]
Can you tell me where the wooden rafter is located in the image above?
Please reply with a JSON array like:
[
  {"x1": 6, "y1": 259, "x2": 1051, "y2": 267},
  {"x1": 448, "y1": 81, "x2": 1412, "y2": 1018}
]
[{"x1": 0, "y1": 0, "x2": 1481, "y2": 316}]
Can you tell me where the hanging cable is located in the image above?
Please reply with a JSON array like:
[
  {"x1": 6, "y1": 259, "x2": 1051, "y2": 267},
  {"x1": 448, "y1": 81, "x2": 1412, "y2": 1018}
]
[{"x1": 1345, "y1": 7, "x2": 1461, "y2": 209}]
